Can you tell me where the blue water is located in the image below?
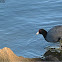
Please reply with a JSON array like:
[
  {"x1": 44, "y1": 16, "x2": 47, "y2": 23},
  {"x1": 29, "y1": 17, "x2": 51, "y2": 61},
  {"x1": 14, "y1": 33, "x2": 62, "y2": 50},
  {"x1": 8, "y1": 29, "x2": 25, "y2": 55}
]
[{"x1": 0, "y1": 0, "x2": 62, "y2": 58}]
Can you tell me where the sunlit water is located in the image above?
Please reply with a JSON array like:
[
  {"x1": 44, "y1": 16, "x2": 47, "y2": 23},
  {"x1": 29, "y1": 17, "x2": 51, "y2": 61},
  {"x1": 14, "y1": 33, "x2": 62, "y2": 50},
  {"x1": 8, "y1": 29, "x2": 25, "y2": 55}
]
[{"x1": 0, "y1": 0, "x2": 62, "y2": 58}]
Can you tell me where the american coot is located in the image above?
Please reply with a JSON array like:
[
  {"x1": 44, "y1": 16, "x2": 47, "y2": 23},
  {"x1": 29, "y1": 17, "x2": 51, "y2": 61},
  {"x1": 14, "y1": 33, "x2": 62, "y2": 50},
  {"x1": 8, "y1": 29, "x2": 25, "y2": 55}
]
[{"x1": 36, "y1": 25, "x2": 62, "y2": 42}]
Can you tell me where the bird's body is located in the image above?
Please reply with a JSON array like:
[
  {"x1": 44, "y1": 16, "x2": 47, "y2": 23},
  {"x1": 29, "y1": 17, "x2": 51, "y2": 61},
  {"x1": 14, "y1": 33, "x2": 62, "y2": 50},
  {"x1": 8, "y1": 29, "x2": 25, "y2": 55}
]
[
  {"x1": 36, "y1": 25, "x2": 62, "y2": 42},
  {"x1": 46, "y1": 25, "x2": 62, "y2": 42}
]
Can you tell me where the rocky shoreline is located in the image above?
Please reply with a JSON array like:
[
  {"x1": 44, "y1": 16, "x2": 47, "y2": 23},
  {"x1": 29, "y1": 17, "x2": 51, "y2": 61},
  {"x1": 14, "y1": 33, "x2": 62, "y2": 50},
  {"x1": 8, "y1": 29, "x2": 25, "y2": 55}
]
[{"x1": 0, "y1": 47, "x2": 62, "y2": 62}]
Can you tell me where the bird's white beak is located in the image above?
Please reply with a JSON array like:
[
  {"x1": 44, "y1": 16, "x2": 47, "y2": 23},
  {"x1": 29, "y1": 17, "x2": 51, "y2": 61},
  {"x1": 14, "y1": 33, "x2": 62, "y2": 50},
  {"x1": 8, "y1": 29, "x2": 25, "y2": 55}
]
[{"x1": 36, "y1": 32, "x2": 39, "y2": 35}]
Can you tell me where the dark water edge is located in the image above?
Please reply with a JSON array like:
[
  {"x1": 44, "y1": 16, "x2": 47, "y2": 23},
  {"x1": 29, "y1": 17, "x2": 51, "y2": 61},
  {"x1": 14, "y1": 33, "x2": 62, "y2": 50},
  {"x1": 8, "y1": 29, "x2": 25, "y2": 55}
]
[{"x1": 0, "y1": 0, "x2": 62, "y2": 58}]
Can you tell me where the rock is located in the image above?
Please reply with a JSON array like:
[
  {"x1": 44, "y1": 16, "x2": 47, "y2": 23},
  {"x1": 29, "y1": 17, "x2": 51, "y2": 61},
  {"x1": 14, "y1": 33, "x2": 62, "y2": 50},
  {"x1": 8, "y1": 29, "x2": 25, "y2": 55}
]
[
  {"x1": 0, "y1": 47, "x2": 42, "y2": 62},
  {"x1": 43, "y1": 49, "x2": 62, "y2": 61},
  {"x1": 44, "y1": 55, "x2": 59, "y2": 61},
  {"x1": 0, "y1": 47, "x2": 20, "y2": 62}
]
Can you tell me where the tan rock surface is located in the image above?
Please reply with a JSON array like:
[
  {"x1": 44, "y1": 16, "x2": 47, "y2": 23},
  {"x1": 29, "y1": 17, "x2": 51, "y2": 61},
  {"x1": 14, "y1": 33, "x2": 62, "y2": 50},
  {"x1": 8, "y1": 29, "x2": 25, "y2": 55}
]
[{"x1": 0, "y1": 47, "x2": 42, "y2": 62}]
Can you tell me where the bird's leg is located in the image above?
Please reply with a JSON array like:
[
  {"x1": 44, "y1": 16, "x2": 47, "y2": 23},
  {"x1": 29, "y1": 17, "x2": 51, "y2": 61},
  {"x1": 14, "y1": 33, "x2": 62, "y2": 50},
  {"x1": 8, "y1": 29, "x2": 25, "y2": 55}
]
[{"x1": 60, "y1": 38, "x2": 62, "y2": 50}]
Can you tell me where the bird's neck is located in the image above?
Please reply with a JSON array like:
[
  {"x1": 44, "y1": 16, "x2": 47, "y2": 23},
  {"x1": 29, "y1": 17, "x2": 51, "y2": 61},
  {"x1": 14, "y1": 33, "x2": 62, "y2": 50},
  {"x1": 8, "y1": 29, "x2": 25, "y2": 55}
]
[{"x1": 42, "y1": 30, "x2": 47, "y2": 39}]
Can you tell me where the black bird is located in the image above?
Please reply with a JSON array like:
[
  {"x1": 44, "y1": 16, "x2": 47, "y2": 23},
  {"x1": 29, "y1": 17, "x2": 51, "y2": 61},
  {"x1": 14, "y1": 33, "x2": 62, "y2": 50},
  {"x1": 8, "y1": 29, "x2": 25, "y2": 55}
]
[
  {"x1": 36, "y1": 25, "x2": 62, "y2": 49},
  {"x1": 36, "y1": 25, "x2": 62, "y2": 42}
]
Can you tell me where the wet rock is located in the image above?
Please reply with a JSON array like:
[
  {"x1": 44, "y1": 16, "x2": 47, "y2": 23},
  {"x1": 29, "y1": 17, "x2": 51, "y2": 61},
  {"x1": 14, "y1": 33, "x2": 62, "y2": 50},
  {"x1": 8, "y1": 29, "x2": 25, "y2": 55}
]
[
  {"x1": 43, "y1": 49, "x2": 62, "y2": 61},
  {"x1": 44, "y1": 55, "x2": 59, "y2": 61}
]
